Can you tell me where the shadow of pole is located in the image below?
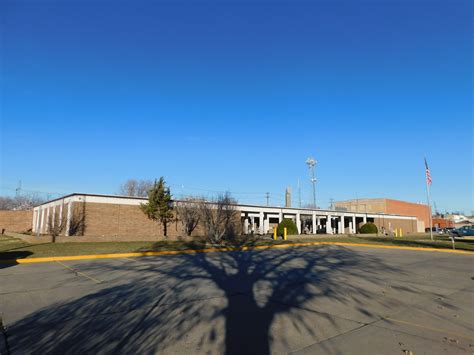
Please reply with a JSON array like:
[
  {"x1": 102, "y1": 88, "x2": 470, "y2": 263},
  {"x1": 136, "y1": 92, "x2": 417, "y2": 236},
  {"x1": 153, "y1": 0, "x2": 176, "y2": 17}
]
[{"x1": 0, "y1": 251, "x2": 33, "y2": 269}]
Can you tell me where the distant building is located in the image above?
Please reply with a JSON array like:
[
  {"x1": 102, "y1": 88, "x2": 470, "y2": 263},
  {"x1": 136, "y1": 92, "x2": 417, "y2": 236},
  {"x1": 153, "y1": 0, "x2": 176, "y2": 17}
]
[
  {"x1": 334, "y1": 198, "x2": 430, "y2": 232},
  {"x1": 445, "y1": 214, "x2": 474, "y2": 228},
  {"x1": 432, "y1": 217, "x2": 454, "y2": 229}
]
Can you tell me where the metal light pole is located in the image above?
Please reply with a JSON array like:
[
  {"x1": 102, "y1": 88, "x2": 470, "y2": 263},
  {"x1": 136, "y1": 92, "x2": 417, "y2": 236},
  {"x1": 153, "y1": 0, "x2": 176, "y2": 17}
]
[{"x1": 306, "y1": 157, "x2": 317, "y2": 208}]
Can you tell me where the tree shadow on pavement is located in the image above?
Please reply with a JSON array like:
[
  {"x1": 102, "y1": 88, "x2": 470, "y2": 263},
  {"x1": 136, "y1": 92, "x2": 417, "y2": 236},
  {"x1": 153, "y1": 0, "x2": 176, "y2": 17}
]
[{"x1": 6, "y1": 245, "x2": 416, "y2": 354}]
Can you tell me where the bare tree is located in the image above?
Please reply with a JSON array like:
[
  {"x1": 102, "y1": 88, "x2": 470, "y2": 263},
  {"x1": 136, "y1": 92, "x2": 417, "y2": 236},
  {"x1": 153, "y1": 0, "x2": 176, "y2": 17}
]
[
  {"x1": 0, "y1": 194, "x2": 45, "y2": 210},
  {"x1": 47, "y1": 204, "x2": 66, "y2": 242},
  {"x1": 175, "y1": 197, "x2": 202, "y2": 236},
  {"x1": 69, "y1": 206, "x2": 86, "y2": 236},
  {"x1": 199, "y1": 192, "x2": 238, "y2": 244},
  {"x1": 137, "y1": 180, "x2": 153, "y2": 197},
  {"x1": 120, "y1": 179, "x2": 138, "y2": 196},
  {"x1": 119, "y1": 179, "x2": 153, "y2": 197}
]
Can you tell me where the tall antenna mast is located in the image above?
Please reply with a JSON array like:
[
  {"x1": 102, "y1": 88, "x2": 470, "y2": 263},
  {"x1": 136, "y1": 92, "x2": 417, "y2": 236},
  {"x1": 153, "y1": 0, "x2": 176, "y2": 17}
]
[{"x1": 305, "y1": 157, "x2": 317, "y2": 208}]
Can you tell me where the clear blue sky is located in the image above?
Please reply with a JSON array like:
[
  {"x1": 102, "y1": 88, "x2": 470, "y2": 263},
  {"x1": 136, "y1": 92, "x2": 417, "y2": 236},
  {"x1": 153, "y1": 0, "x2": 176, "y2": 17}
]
[{"x1": 1, "y1": 0, "x2": 472, "y2": 213}]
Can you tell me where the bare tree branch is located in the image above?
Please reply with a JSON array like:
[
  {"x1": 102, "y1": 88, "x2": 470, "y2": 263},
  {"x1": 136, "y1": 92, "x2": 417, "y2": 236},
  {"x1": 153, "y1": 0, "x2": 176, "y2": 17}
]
[
  {"x1": 119, "y1": 179, "x2": 153, "y2": 197},
  {"x1": 0, "y1": 194, "x2": 45, "y2": 210},
  {"x1": 175, "y1": 197, "x2": 202, "y2": 236},
  {"x1": 198, "y1": 192, "x2": 238, "y2": 244},
  {"x1": 47, "y1": 204, "x2": 66, "y2": 242}
]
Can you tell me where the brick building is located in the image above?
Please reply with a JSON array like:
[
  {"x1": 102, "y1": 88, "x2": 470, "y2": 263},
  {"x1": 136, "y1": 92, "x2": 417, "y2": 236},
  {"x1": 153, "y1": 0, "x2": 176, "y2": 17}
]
[
  {"x1": 0, "y1": 210, "x2": 33, "y2": 233},
  {"x1": 27, "y1": 193, "x2": 421, "y2": 241},
  {"x1": 432, "y1": 217, "x2": 454, "y2": 229},
  {"x1": 334, "y1": 198, "x2": 430, "y2": 232}
]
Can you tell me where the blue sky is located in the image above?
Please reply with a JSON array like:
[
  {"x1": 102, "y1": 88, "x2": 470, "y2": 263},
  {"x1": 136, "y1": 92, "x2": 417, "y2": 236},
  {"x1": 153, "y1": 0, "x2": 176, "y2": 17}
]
[{"x1": 1, "y1": 0, "x2": 472, "y2": 213}]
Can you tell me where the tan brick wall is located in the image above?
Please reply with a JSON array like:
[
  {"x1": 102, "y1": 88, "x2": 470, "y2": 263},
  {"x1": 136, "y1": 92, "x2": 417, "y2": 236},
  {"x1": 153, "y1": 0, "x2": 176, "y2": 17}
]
[
  {"x1": 336, "y1": 198, "x2": 430, "y2": 228},
  {"x1": 76, "y1": 202, "x2": 239, "y2": 241},
  {"x1": 384, "y1": 199, "x2": 430, "y2": 228},
  {"x1": 0, "y1": 210, "x2": 33, "y2": 233},
  {"x1": 83, "y1": 202, "x2": 168, "y2": 238},
  {"x1": 373, "y1": 217, "x2": 417, "y2": 234},
  {"x1": 335, "y1": 199, "x2": 387, "y2": 213}
]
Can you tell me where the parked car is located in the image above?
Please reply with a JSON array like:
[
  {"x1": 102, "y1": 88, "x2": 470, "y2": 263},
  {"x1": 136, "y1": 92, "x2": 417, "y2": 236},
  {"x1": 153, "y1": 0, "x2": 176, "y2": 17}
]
[{"x1": 450, "y1": 225, "x2": 474, "y2": 237}]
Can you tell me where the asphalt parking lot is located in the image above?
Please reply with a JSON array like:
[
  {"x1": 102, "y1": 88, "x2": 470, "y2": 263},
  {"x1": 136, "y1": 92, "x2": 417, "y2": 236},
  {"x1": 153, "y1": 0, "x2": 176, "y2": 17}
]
[{"x1": 1, "y1": 245, "x2": 473, "y2": 354}]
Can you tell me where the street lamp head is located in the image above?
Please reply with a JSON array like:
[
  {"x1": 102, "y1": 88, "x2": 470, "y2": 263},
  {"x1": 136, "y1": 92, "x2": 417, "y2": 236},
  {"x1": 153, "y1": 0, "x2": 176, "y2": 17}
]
[{"x1": 305, "y1": 157, "x2": 317, "y2": 167}]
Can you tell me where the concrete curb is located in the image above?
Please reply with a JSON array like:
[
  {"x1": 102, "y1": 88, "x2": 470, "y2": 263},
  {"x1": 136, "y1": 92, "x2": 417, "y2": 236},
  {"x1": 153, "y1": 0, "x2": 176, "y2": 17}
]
[{"x1": 0, "y1": 241, "x2": 473, "y2": 264}]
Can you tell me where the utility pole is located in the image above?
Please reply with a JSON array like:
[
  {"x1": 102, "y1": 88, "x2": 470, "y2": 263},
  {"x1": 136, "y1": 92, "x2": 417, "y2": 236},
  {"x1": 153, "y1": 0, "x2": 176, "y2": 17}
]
[
  {"x1": 330, "y1": 198, "x2": 335, "y2": 210},
  {"x1": 305, "y1": 157, "x2": 317, "y2": 208},
  {"x1": 265, "y1": 192, "x2": 270, "y2": 206},
  {"x1": 15, "y1": 180, "x2": 22, "y2": 197}
]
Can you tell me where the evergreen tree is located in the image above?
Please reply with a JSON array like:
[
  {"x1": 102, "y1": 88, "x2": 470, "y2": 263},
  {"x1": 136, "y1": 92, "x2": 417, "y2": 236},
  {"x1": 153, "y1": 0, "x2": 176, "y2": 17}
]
[{"x1": 140, "y1": 177, "x2": 174, "y2": 237}]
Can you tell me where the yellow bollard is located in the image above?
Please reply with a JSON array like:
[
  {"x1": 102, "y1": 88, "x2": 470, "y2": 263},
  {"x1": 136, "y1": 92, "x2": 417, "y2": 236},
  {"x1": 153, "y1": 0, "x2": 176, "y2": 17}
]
[
  {"x1": 394, "y1": 228, "x2": 398, "y2": 237},
  {"x1": 284, "y1": 227, "x2": 287, "y2": 240},
  {"x1": 273, "y1": 227, "x2": 277, "y2": 240},
  {"x1": 400, "y1": 228, "x2": 403, "y2": 237}
]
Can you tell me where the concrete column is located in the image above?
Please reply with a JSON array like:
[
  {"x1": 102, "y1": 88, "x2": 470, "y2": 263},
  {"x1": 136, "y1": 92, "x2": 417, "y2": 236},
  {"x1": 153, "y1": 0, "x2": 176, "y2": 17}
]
[
  {"x1": 32, "y1": 209, "x2": 38, "y2": 232},
  {"x1": 35, "y1": 208, "x2": 41, "y2": 235},
  {"x1": 59, "y1": 203, "x2": 64, "y2": 235},
  {"x1": 244, "y1": 218, "x2": 249, "y2": 234},
  {"x1": 278, "y1": 210, "x2": 283, "y2": 223},
  {"x1": 349, "y1": 221, "x2": 353, "y2": 234},
  {"x1": 45, "y1": 207, "x2": 50, "y2": 233},
  {"x1": 326, "y1": 215, "x2": 332, "y2": 234},
  {"x1": 363, "y1": 214, "x2": 367, "y2": 224},
  {"x1": 40, "y1": 208, "x2": 45, "y2": 234},
  {"x1": 339, "y1": 215, "x2": 344, "y2": 234},
  {"x1": 352, "y1": 215, "x2": 356, "y2": 233},
  {"x1": 312, "y1": 212, "x2": 316, "y2": 234},
  {"x1": 52, "y1": 205, "x2": 56, "y2": 229},
  {"x1": 65, "y1": 202, "x2": 73, "y2": 236},
  {"x1": 296, "y1": 212, "x2": 301, "y2": 234},
  {"x1": 259, "y1": 211, "x2": 265, "y2": 234}
]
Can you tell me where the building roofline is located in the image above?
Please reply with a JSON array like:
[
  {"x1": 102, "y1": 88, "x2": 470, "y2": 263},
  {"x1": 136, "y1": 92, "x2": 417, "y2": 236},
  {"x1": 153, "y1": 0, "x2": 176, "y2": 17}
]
[
  {"x1": 335, "y1": 197, "x2": 428, "y2": 206},
  {"x1": 35, "y1": 192, "x2": 418, "y2": 219},
  {"x1": 36, "y1": 192, "x2": 148, "y2": 206}
]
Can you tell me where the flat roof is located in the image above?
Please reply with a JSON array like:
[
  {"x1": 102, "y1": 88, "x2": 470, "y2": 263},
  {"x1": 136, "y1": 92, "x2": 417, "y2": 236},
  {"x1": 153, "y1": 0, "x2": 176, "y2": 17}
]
[
  {"x1": 36, "y1": 192, "x2": 417, "y2": 219},
  {"x1": 335, "y1": 198, "x2": 428, "y2": 206}
]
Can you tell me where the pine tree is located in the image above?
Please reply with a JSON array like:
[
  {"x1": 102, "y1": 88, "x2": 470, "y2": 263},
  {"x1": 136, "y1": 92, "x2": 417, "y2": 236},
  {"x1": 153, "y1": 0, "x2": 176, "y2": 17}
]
[{"x1": 140, "y1": 177, "x2": 174, "y2": 237}]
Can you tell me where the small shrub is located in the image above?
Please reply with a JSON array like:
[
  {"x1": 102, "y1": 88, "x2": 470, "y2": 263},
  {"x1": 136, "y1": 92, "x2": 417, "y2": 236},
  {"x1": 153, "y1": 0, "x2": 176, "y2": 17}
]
[
  {"x1": 359, "y1": 222, "x2": 378, "y2": 234},
  {"x1": 277, "y1": 219, "x2": 299, "y2": 236}
]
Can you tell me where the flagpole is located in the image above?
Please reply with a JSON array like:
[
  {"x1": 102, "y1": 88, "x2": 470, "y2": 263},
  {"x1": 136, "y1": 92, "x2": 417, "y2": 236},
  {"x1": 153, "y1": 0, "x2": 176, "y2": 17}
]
[
  {"x1": 425, "y1": 181, "x2": 433, "y2": 241},
  {"x1": 424, "y1": 157, "x2": 433, "y2": 241}
]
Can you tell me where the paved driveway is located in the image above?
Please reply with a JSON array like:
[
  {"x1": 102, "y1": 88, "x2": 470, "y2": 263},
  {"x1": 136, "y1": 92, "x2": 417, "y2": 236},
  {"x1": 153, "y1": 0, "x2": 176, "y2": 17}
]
[{"x1": 1, "y1": 245, "x2": 473, "y2": 354}]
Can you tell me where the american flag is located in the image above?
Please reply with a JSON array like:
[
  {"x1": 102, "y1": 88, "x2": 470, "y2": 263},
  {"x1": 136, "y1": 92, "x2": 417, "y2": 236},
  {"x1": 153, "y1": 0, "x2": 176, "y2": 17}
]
[{"x1": 425, "y1": 158, "x2": 432, "y2": 186}]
